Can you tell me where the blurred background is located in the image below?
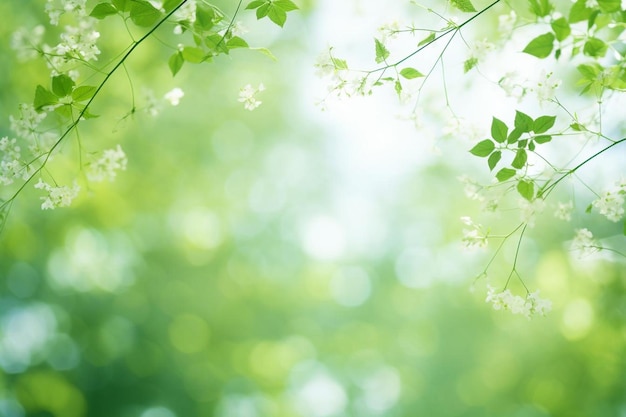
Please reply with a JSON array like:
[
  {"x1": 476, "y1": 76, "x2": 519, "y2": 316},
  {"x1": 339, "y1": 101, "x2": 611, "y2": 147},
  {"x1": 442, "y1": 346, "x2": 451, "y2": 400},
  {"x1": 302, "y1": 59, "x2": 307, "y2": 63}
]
[{"x1": 0, "y1": 0, "x2": 625, "y2": 416}]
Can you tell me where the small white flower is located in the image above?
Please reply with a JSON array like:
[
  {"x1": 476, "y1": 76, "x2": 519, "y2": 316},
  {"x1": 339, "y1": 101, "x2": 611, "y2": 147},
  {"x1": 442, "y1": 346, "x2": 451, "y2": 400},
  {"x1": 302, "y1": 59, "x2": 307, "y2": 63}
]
[
  {"x1": 486, "y1": 286, "x2": 551, "y2": 318},
  {"x1": 592, "y1": 186, "x2": 625, "y2": 222},
  {"x1": 498, "y1": 10, "x2": 517, "y2": 35},
  {"x1": 34, "y1": 179, "x2": 80, "y2": 210},
  {"x1": 519, "y1": 198, "x2": 545, "y2": 228},
  {"x1": 460, "y1": 216, "x2": 488, "y2": 250},
  {"x1": 532, "y1": 70, "x2": 561, "y2": 102},
  {"x1": 571, "y1": 228, "x2": 600, "y2": 258},
  {"x1": 164, "y1": 88, "x2": 184, "y2": 106},
  {"x1": 554, "y1": 200, "x2": 573, "y2": 221},
  {"x1": 238, "y1": 83, "x2": 265, "y2": 111},
  {"x1": 87, "y1": 145, "x2": 128, "y2": 182}
]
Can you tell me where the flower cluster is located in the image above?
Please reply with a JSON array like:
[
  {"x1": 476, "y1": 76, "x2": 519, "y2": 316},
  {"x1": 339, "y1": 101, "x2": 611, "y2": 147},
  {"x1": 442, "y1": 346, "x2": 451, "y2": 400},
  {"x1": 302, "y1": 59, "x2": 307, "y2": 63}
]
[
  {"x1": 571, "y1": 228, "x2": 600, "y2": 258},
  {"x1": 34, "y1": 179, "x2": 80, "y2": 210},
  {"x1": 460, "y1": 216, "x2": 488, "y2": 250},
  {"x1": 591, "y1": 180, "x2": 625, "y2": 222},
  {"x1": 238, "y1": 83, "x2": 265, "y2": 111},
  {"x1": 87, "y1": 145, "x2": 128, "y2": 182},
  {"x1": 486, "y1": 285, "x2": 552, "y2": 318},
  {"x1": 554, "y1": 201, "x2": 574, "y2": 222}
]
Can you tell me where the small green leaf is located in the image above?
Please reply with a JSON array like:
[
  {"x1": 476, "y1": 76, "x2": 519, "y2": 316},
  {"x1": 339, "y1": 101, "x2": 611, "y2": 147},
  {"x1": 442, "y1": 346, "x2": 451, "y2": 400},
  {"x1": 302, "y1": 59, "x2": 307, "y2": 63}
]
[
  {"x1": 205, "y1": 34, "x2": 229, "y2": 54},
  {"x1": 463, "y1": 57, "x2": 478, "y2": 73},
  {"x1": 71, "y1": 85, "x2": 98, "y2": 102},
  {"x1": 90, "y1": 2, "x2": 118, "y2": 19},
  {"x1": 517, "y1": 180, "x2": 535, "y2": 201},
  {"x1": 583, "y1": 37, "x2": 608, "y2": 57},
  {"x1": 252, "y1": 47, "x2": 277, "y2": 61},
  {"x1": 551, "y1": 17, "x2": 571, "y2": 42},
  {"x1": 418, "y1": 32, "x2": 435, "y2": 47},
  {"x1": 182, "y1": 46, "x2": 206, "y2": 63},
  {"x1": 112, "y1": 0, "x2": 129, "y2": 12},
  {"x1": 523, "y1": 32, "x2": 555, "y2": 58},
  {"x1": 195, "y1": 4, "x2": 216, "y2": 29},
  {"x1": 168, "y1": 52, "x2": 184, "y2": 76},
  {"x1": 469, "y1": 139, "x2": 496, "y2": 157},
  {"x1": 399, "y1": 67, "x2": 424, "y2": 79},
  {"x1": 163, "y1": 0, "x2": 184, "y2": 12},
  {"x1": 569, "y1": 0, "x2": 593, "y2": 23},
  {"x1": 529, "y1": 141, "x2": 536, "y2": 151},
  {"x1": 34, "y1": 85, "x2": 59, "y2": 110},
  {"x1": 529, "y1": 0, "x2": 553, "y2": 17},
  {"x1": 518, "y1": 139, "x2": 528, "y2": 148},
  {"x1": 570, "y1": 122, "x2": 586, "y2": 131},
  {"x1": 54, "y1": 104, "x2": 73, "y2": 119},
  {"x1": 227, "y1": 36, "x2": 249, "y2": 49},
  {"x1": 267, "y1": 5, "x2": 287, "y2": 27},
  {"x1": 511, "y1": 149, "x2": 528, "y2": 169},
  {"x1": 488, "y1": 151, "x2": 501, "y2": 171},
  {"x1": 534, "y1": 135, "x2": 552, "y2": 144},
  {"x1": 450, "y1": 0, "x2": 477, "y2": 13},
  {"x1": 507, "y1": 128, "x2": 523, "y2": 144},
  {"x1": 577, "y1": 62, "x2": 603, "y2": 80},
  {"x1": 533, "y1": 115, "x2": 556, "y2": 133},
  {"x1": 374, "y1": 38, "x2": 390, "y2": 63},
  {"x1": 129, "y1": 0, "x2": 161, "y2": 27},
  {"x1": 256, "y1": 3, "x2": 270, "y2": 18},
  {"x1": 598, "y1": 0, "x2": 620, "y2": 12},
  {"x1": 245, "y1": 0, "x2": 266, "y2": 9},
  {"x1": 275, "y1": 0, "x2": 299, "y2": 11},
  {"x1": 52, "y1": 74, "x2": 75, "y2": 97},
  {"x1": 585, "y1": 203, "x2": 593, "y2": 213},
  {"x1": 394, "y1": 80, "x2": 402, "y2": 96},
  {"x1": 496, "y1": 168, "x2": 516, "y2": 182},
  {"x1": 514, "y1": 111, "x2": 534, "y2": 132},
  {"x1": 491, "y1": 117, "x2": 508, "y2": 143},
  {"x1": 332, "y1": 57, "x2": 348, "y2": 70}
]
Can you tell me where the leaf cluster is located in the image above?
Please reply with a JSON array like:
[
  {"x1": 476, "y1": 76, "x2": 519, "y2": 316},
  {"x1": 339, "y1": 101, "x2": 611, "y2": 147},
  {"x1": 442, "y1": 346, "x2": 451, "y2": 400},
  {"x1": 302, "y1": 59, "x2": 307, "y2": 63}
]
[
  {"x1": 245, "y1": 0, "x2": 298, "y2": 27},
  {"x1": 469, "y1": 111, "x2": 556, "y2": 200},
  {"x1": 34, "y1": 75, "x2": 99, "y2": 119}
]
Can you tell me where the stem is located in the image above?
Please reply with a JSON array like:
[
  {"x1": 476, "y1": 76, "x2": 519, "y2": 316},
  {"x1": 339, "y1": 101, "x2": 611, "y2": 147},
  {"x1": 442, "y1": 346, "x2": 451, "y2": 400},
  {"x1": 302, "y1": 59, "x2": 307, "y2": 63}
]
[{"x1": 1, "y1": 0, "x2": 190, "y2": 211}]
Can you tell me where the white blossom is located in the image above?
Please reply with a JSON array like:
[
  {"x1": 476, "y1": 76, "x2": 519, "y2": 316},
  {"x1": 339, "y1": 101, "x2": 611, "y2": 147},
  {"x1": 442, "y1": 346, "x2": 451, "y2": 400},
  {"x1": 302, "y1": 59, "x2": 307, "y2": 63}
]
[
  {"x1": 531, "y1": 70, "x2": 561, "y2": 102},
  {"x1": 238, "y1": 83, "x2": 265, "y2": 111},
  {"x1": 460, "y1": 216, "x2": 488, "y2": 249},
  {"x1": 486, "y1": 286, "x2": 552, "y2": 318},
  {"x1": 45, "y1": 0, "x2": 88, "y2": 25},
  {"x1": 571, "y1": 228, "x2": 600, "y2": 258},
  {"x1": 34, "y1": 179, "x2": 80, "y2": 210},
  {"x1": 498, "y1": 10, "x2": 517, "y2": 36},
  {"x1": 554, "y1": 200, "x2": 573, "y2": 221},
  {"x1": 87, "y1": 145, "x2": 128, "y2": 182},
  {"x1": 164, "y1": 88, "x2": 184, "y2": 106},
  {"x1": 9, "y1": 104, "x2": 47, "y2": 142},
  {"x1": 519, "y1": 198, "x2": 545, "y2": 227},
  {"x1": 11, "y1": 26, "x2": 45, "y2": 61},
  {"x1": 592, "y1": 183, "x2": 625, "y2": 222}
]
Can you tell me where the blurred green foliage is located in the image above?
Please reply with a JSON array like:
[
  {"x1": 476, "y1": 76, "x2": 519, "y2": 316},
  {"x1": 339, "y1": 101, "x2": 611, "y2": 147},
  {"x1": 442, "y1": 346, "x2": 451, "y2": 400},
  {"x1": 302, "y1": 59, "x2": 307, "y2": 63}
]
[{"x1": 1, "y1": 1, "x2": 625, "y2": 417}]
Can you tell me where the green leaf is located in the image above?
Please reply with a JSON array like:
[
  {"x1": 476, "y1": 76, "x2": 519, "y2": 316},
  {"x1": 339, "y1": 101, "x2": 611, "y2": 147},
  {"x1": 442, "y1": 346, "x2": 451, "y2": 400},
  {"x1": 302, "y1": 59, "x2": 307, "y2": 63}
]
[
  {"x1": 394, "y1": 80, "x2": 402, "y2": 96},
  {"x1": 251, "y1": 47, "x2": 277, "y2": 61},
  {"x1": 450, "y1": 0, "x2": 477, "y2": 12},
  {"x1": 332, "y1": 57, "x2": 348, "y2": 70},
  {"x1": 374, "y1": 38, "x2": 390, "y2": 63},
  {"x1": 522, "y1": 32, "x2": 555, "y2": 58},
  {"x1": 507, "y1": 128, "x2": 523, "y2": 144},
  {"x1": 71, "y1": 85, "x2": 97, "y2": 102},
  {"x1": 168, "y1": 52, "x2": 184, "y2": 76},
  {"x1": 496, "y1": 168, "x2": 516, "y2": 182},
  {"x1": 129, "y1": 0, "x2": 161, "y2": 27},
  {"x1": 267, "y1": 4, "x2": 287, "y2": 26},
  {"x1": 598, "y1": 0, "x2": 620, "y2": 12},
  {"x1": 514, "y1": 110, "x2": 534, "y2": 132},
  {"x1": 163, "y1": 0, "x2": 184, "y2": 12},
  {"x1": 52, "y1": 74, "x2": 75, "y2": 97},
  {"x1": 511, "y1": 149, "x2": 528, "y2": 169},
  {"x1": 182, "y1": 46, "x2": 206, "y2": 63},
  {"x1": 488, "y1": 151, "x2": 501, "y2": 171},
  {"x1": 551, "y1": 17, "x2": 571, "y2": 42},
  {"x1": 533, "y1": 115, "x2": 556, "y2": 133},
  {"x1": 195, "y1": 4, "x2": 216, "y2": 29},
  {"x1": 90, "y1": 2, "x2": 118, "y2": 19},
  {"x1": 256, "y1": 3, "x2": 270, "y2": 18},
  {"x1": 246, "y1": 0, "x2": 266, "y2": 9},
  {"x1": 528, "y1": 141, "x2": 536, "y2": 152},
  {"x1": 583, "y1": 37, "x2": 608, "y2": 57},
  {"x1": 578, "y1": 62, "x2": 603, "y2": 80},
  {"x1": 570, "y1": 122, "x2": 585, "y2": 131},
  {"x1": 469, "y1": 139, "x2": 495, "y2": 157},
  {"x1": 34, "y1": 85, "x2": 58, "y2": 110},
  {"x1": 399, "y1": 67, "x2": 424, "y2": 79},
  {"x1": 463, "y1": 57, "x2": 478, "y2": 73},
  {"x1": 54, "y1": 104, "x2": 73, "y2": 119},
  {"x1": 205, "y1": 35, "x2": 229, "y2": 54},
  {"x1": 517, "y1": 180, "x2": 535, "y2": 201},
  {"x1": 418, "y1": 32, "x2": 436, "y2": 47},
  {"x1": 491, "y1": 117, "x2": 508, "y2": 143},
  {"x1": 529, "y1": 0, "x2": 553, "y2": 17},
  {"x1": 569, "y1": 0, "x2": 593, "y2": 23},
  {"x1": 227, "y1": 36, "x2": 249, "y2": 49},
  {"x1": 534, "y1": 135, "x2": 552, "y2": 144},
  {"x1": 275, "y1": 0, "x2": 299, "y2": 11},
  {"x1": 112, "y1": 0, "x2": 129, "y2": 12},
  {"x1": 586, "y1": 203, "x2": 593, "y2": 213}
]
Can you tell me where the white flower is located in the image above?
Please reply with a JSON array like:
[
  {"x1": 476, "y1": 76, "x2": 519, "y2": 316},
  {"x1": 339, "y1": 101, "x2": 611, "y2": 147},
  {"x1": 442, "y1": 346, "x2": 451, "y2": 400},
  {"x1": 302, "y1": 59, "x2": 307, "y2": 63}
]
[
  {"x1": 461, "y1": 216, "x2": 488, "y2": 249},
  {"x1": 554, "y1": 200, "x2": 573, "y2": 221},
  {"x1": 571, "y1": 228, "x2": 600, "y2": 258},
  {"x1": 486, "y1": 286, "x2": 551, "y2": 318},
  {"x1": 519, "y1": 198, "x2": 545, "y2": 227},
  {"x1": 87, "y1": 145, "x2": 127, "y2": 182},
  {"x1": 34, "y1": 179, "x2": 80, "y2": 209},
  {"x1": 592, "y1": 185, "x2": 625, "y2": 222},
  {"x1": 498, "y1": 72, "x2": 525, "y2": 100},
  {"x1": 238, "y1": 83, "x2": 265, "y2": 111},
  {"x1": 11, "y1": 25, "x2": 45, "y2": 61},
  {"x1": 230, "y1": 21, "x2": 248, "y2": 37},
  {"x1": 378, "y1": 20, "x2": 401, "y2": 41},
  {"x1": 532, "y1": 70, "x2": 561, "y2": 102},
  {"x1": 498, "y1": 10, "x2": 517, "y2": 35},
  {"x1": 164, "y1": 88, "x2": 184, "y2": 106},
  {"x1": 469, "y1": 38, "x2": 495, "y2": 61},
  {"x1": 9, "y1": 103, "x2": 47, "y2": 142}
]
